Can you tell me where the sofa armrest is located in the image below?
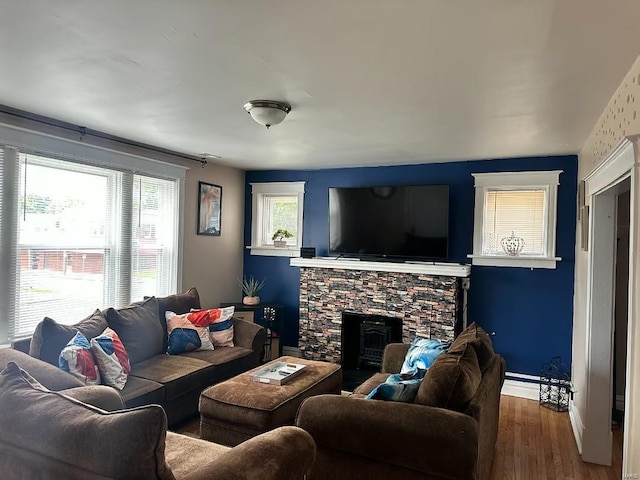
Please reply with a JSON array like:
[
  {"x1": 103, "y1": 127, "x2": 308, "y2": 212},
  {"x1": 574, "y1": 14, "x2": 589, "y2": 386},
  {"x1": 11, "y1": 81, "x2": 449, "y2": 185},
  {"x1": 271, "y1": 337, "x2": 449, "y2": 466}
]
[
  {"x1": 296, "y1": 394, "x2": 478, "y2": 479},
  {"x1": 61, "y1": 385, "x2": 125, "y2": 412},
  {"x1": 0, "y1": 348, "x2": 83, "y2": 391},
  {"x1": 182, "y1": 426, "x2": 315, "y2": 480},
  {"x1": 381, "y1": 343, "x2": 410, "y2": 373},
  {"x1": 233, "y1": 318, "x2": 266, "y2": 353}
]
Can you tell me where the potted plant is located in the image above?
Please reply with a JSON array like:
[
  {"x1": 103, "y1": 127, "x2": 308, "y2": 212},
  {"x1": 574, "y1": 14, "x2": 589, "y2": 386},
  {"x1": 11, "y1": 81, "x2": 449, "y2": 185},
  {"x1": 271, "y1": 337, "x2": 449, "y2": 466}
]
[
  {"x1": 272, "y1": 229, "x2": 293, "y2": 247},
  {"x1": 238, "y1": 275, "x2": 266, "y2": 306}
]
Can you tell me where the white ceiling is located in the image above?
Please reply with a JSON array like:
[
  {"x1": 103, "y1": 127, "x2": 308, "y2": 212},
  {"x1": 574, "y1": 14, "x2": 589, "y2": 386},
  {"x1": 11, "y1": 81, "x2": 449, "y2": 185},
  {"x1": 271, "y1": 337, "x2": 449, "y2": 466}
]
[{"x1": 1, "y1": 1, "x2": 640, "y2": 170}]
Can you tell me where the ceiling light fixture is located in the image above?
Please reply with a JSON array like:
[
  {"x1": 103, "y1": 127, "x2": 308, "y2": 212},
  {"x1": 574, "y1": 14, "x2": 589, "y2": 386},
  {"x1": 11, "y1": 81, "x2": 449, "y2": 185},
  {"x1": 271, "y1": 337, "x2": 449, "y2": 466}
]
[{"x1": 243, "y1": 100, "x2": 291, "y2": 129}]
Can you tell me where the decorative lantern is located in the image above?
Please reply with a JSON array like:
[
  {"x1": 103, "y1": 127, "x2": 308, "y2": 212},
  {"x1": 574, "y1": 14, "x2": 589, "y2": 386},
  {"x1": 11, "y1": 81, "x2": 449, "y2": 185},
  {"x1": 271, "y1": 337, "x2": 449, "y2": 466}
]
[
  {"x1": 539, "y1": 356, "x2": 571, "y2": 412},
  {"x1": 501, "y1": 231, "x2": 525, "y2": 256}
]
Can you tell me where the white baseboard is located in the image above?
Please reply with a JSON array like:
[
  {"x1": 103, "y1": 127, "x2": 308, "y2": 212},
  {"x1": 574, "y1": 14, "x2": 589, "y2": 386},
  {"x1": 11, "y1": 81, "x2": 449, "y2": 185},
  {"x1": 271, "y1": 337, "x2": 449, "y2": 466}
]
[
  {"x1": 569, "y1": 400, "x2": 584, "y2": 454},
  {"x1": 501, "y1": 378, "x2": 539, "y2": 400},
  {"x1": 282, "y1": 346, "x2": 300, "y2": 357},
  {"x1": 615, "y1": 394, "x2": 625, "y2": 412},
  {"x1": 505, "y1": 371, "x2": 539, "y2": 382}
]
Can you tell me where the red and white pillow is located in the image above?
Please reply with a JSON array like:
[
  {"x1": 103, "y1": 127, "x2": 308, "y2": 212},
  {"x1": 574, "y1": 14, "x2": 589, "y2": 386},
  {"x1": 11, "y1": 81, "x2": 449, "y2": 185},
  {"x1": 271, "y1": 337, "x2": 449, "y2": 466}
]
[
  {"x1": 90, "y1": 327, "x2": 131, "y2": 390},
  {"x1": 59, "y1": 332, "x2": 101, "y2": 385},
  {"x1": 166, "y1": 307, "x2": 235, "y2": 354}
]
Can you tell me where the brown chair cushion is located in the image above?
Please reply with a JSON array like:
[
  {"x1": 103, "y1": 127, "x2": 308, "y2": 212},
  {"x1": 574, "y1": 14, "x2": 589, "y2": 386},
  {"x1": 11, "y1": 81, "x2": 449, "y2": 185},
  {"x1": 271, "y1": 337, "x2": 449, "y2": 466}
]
[
  {"x1": 105, "y1": 296, "x2": 164, "y2": 364},
  {"x1": 29, "y1": 310, "x2": 109, "y2": 366},
  {"x1": 415, "y1": 343, "x2": 481, "y2": 411},
  {"x1": 450, "y1": 322, "x2": 495, "y2": 372},
  {"x1": 0, "y1": 362, "x2": 174, "y2": 480},
  {"x1": 150, "y1": 287, "x2": 201, "y2": 351}
]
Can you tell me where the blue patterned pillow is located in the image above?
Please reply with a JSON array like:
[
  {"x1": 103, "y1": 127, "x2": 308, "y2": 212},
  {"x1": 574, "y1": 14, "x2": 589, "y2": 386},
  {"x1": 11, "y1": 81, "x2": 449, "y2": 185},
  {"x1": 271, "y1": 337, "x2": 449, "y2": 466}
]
[
  {"x1": 366, "y1": 374, "x2": 423, "y2": 402},
  {"x1": 59, "y1": 332, "x2": 101, "y2": 385},
  {"x1": 400, "y1": 337, "x2": 450, "y2": 379}
]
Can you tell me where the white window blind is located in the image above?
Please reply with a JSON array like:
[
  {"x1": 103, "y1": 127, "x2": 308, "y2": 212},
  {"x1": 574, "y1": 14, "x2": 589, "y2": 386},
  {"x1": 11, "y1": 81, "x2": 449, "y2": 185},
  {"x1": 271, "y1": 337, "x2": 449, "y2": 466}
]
[
  {"x1": 131, "y1": 175, "x2": 178, "y2": 301},
  {"x1": 0, "y1": 147, "x2": 20, "y2": 344},
  {"x1": 483, "y1": 189, "x2": 546, "y2": 255},
  {"x1": 1, "y1": 146, "x2": 182, "y2": 341},
  {"x1": 470, "y1": 170, "x2": 561, "y2": 269}
]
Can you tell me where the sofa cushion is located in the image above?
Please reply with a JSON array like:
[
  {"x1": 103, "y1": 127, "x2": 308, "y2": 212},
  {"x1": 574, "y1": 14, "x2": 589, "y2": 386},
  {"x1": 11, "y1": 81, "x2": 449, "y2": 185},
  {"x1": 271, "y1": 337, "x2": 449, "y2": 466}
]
[
  {"x1": 182, "y1": 346, "x2": 254, "y2": 380},
  {"x1": 166, "y1": 310, "x2": 215, "y2": 354},
  {"x1": 119, "y1": 375, "x2": 165, "y2": 407},
  {"x1": 415, "y1": 342, "x2": 481, "y2": 411},
  {"x1": 130, "y1": 354, "x2": 215, "y2": 401},
  {"x1": 59, "y1": 332, "x2": 101, "y2": 385},
  {"x1": 0, "y1": 361, "x2": 175, "y2": 480},
  {"x1": 451, "y1": 322, "x2": 495, "y2": 372},
  {"x1": 105, "y1": 296, "x2": 164, "y2": 365},
  {"x1": 366, "y1": 373, "x2": 423, "y2": 402},
  {"x1": 90, "y1": 327, "x2": 131, "y2": 390},
  {"x1": 155, "y1": 287, "x2": 202, "y2": 351},
  {"x1": 29, "y1": 310, "x2": 109, "y2": 366},
  {"x1": 208, "y1": 307, "x2": 236, "y2": 347}
]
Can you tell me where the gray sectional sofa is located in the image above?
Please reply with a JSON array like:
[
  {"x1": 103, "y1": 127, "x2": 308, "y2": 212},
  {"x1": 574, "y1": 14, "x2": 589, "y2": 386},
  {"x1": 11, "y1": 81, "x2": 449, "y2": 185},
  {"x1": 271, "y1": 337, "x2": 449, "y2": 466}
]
[
  {"x1": 7, "y1": 288, "x2": 266, "y2": 426},
  {"x1": 0, "y1": 360, "x2": 316, "y2": 480}
]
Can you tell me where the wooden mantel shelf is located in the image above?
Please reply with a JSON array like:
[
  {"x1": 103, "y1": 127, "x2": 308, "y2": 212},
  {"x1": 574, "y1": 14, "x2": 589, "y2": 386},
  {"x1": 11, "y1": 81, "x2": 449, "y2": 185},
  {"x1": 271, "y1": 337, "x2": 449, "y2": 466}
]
[{"x1": 289, "y1": 257, "x2": 471, "y2": 277}]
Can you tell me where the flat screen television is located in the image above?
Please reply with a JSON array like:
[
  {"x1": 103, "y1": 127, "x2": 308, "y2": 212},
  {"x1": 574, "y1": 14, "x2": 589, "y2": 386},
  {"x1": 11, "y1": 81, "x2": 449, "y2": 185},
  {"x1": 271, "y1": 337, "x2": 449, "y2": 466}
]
[{"x1": 329, "y1": 185, "x2": 449, "y2": 260}]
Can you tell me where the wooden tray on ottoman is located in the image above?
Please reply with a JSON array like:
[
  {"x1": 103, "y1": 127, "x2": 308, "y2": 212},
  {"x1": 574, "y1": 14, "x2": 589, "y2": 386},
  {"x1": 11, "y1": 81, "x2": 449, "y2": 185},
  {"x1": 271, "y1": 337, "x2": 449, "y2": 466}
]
[{"x1": 249, "y1": 361, "x2": 306, "y2": 385}]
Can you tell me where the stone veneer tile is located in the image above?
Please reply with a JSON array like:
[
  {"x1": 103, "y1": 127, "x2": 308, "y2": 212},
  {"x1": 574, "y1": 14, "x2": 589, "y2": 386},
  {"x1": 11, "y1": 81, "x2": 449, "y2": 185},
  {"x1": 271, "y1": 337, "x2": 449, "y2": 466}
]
[{"x1": 298, "y1": 267, "x2": 460, "y2": 362}]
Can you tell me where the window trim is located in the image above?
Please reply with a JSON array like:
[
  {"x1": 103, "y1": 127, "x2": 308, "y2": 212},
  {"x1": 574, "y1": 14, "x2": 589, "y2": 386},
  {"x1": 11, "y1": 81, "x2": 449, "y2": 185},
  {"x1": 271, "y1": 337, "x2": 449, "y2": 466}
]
[
  {"x1": 468, "y1": 170, "x2": 562, "y2": 269},
  {"x1": 0, "y1": 122, "x2": 187, "y2": 343},
  {"x1": 249, "y1": 181, "x2": 305, "y2": 257}
]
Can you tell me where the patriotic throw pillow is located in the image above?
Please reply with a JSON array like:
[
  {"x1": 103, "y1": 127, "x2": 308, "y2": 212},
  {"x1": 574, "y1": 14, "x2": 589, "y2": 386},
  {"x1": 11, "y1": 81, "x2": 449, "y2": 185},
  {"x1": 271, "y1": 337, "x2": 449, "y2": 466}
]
[
  {"x1": 59, "y1": 332, "x2": 101, "y2": 385},
  {"x1": 207, "y1": 307, "x2": 235, "y2": 347},
  {"x1": 166, "y1": 307, "x2": 235, "y2": 354},
  {"x1": 90, "y1": 327, "x2": 131, "y2": 390}
]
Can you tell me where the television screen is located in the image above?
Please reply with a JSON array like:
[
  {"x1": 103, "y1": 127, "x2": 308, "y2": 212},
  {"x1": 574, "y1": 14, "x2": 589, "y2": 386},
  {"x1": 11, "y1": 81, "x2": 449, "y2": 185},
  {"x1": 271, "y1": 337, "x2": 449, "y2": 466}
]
[{"x1": 329, "y1": 185, "x2": 449, "y2": 260}]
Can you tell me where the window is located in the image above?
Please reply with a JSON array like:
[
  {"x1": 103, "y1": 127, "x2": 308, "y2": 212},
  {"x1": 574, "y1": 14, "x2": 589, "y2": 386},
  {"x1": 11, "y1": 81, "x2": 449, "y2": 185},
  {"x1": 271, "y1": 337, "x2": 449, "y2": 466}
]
[
  {"x1": 249, "y1": 182, "x2": 305, "y2": 256},
  {"x1": 469, "y1": 170, "x2": 562, "y2": 269},
  {"x1": 0, "y1": 131, "x2": 184, "y2": 344}
]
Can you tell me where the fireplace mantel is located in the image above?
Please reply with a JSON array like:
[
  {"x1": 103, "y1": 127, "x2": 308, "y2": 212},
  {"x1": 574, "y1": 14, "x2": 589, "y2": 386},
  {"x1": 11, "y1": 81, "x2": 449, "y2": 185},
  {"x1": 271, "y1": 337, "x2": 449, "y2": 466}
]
[{"x1": 290, "y1": 257, "x2": 470, "y2": 277}]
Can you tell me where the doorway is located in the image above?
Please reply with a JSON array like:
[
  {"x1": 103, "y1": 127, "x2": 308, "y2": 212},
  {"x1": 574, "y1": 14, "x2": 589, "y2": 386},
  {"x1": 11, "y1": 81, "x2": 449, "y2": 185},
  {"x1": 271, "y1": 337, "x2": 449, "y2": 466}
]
[
  {"x1": 582, "y1": 138, "x2": 636, "y2": 470},
  {"x1": 613, "y1": 189, "x2": 630, "y2": 427}
]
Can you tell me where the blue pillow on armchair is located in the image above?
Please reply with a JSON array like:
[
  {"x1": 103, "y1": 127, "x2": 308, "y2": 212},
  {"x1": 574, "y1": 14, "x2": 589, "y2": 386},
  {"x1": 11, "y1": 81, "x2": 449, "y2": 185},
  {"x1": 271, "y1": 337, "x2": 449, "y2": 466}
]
[
  {"x1": 366, "y1": 337, "x2": 449, "y2": 403},
  {"x1": 366, "y1": 374, "x2": 424, "y2": 402},
  {"x1": 400, "y1": 337, "x2": 450, "y2": 378}
]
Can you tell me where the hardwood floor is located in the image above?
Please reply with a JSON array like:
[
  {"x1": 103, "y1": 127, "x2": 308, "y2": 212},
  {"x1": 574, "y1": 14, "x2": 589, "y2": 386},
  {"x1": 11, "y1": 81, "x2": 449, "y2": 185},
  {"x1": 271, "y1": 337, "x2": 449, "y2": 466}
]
[
  {"x1": 490, "y1": 395, "x2": 623, "y2": 480},
  {"x1": 174, "y1": 395, "x2": 624, "y2": 479}
]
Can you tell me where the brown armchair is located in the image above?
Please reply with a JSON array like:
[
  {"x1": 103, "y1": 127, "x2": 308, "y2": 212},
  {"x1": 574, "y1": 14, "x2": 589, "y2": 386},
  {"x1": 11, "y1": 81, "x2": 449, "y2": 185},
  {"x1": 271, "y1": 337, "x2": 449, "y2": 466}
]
[{"x1": 296, "y1": 324, "x2": 506, "y2": 480}]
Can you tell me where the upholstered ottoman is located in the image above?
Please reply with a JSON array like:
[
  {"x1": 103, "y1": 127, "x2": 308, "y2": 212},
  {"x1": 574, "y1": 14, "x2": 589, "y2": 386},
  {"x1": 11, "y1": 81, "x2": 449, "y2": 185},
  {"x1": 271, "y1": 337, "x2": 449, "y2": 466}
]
[{"x1": 199, "y1": 356, "x2": 342, "y2": 446}]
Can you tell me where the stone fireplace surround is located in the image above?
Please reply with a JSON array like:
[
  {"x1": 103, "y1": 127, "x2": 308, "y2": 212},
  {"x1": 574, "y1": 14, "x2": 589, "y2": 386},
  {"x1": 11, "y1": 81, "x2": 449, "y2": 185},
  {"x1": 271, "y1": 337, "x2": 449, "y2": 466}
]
[{"x1": 290, "y1": 258, "x2": 471, "y2": 363}]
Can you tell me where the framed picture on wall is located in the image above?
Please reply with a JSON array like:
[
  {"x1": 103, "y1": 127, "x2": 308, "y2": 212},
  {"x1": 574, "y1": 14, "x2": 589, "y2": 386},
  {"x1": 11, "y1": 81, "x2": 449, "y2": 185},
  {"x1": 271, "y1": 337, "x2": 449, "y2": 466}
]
[{"x1": 197, "y1": 181, "x2": 222, "y2": 236}]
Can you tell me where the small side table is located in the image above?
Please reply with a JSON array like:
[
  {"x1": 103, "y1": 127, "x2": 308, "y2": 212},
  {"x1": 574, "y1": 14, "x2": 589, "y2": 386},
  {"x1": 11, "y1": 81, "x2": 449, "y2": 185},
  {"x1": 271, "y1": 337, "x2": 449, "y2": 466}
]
[{"x1": 221, "y1": 303, "x2": 283, "y2": 361}]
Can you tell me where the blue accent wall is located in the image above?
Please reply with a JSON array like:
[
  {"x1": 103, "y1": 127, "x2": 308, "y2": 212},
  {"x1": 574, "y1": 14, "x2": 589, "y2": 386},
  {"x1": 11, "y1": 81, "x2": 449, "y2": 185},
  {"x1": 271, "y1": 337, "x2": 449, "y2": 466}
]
[{"x1": 244, "y1": 156, "x2": 577, "y2": 376}]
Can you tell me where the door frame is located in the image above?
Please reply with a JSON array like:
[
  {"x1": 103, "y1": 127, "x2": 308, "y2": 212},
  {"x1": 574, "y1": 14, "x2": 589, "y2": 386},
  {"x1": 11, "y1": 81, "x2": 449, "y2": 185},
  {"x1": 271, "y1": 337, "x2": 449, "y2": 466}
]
[{"x1": 582, "y1": 137, "x2": 638, "y2": 470}]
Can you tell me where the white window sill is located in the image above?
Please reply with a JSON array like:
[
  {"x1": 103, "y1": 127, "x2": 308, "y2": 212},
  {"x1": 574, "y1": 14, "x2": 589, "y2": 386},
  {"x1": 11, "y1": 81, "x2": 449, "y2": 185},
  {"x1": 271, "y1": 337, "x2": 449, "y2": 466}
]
[
  {"x1": 247, "y1": 246, "x2": 299, "y2": 257},
  {"x1": 467, "y1": 254, "x2": 561, "y2": 269}
]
